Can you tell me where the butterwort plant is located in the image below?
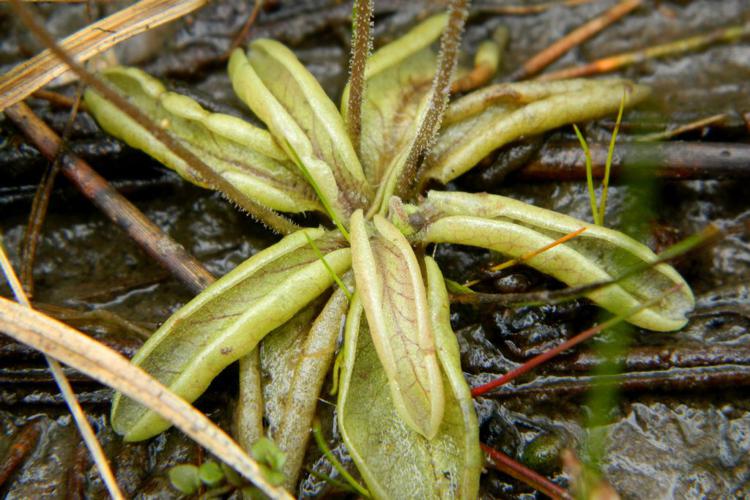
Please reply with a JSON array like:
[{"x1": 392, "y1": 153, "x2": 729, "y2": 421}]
[{"x1": 83, "y1": 1, "x2": 693, "y2": 497}]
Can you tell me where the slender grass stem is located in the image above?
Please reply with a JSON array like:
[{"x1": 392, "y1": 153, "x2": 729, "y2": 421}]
[
  {"x1": 598, "y1": 93, "x2": 625, "y2": 225},
  {"x1": 0, "y1": 236, "x2": 124, "y2": 500},
  {"x1": 311, "y1": 418, "x2": 370, "y2": 498},
  {"x1": 470, "y1": 284, "x2": 683, "y2": 397},
  {"x1": 304, "y1": 233, "x2": 352, "y2": 301},
  {"x1": 573, "y1": 124, "x2": 600, "y2": 224},
  {"x1": 463, "y1": 226, "x2": 587, "y2": 287}
]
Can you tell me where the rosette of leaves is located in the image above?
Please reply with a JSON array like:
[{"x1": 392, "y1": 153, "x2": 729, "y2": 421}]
[{"x1": 84, "y1": 3, "x2": 694, "y2": 497}]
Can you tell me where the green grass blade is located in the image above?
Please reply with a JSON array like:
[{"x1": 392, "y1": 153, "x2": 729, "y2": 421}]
[
  {"x1": 284, "y1": 139, "x2": 350, "y2": 241},
  {"x1": 312, "y1": 418, "x2": 371, "y2": 498},
  {"x1": 573, "y1": 124, "x2": 600, "y2": 225},
  {"x1": 304, "y1": 232, "x2": 352, "y2": 301},
  {"x1": 598, "y1": 92, "x2": 626, "y2": 225}
]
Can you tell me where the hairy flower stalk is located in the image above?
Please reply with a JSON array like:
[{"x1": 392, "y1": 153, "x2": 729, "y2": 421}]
[{"x1": 83, "y1": 4, "x2": 694, "y2": 497}]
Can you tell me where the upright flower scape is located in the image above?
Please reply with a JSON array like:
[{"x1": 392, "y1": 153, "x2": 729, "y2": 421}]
[{"x1": 83, "y1": 1, "x2": 694, "y2": 497}]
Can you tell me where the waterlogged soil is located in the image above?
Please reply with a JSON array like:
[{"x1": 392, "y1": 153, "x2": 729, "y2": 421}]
[{"x1": 1, "y1": 1, "x2": 750, "y2": 498}]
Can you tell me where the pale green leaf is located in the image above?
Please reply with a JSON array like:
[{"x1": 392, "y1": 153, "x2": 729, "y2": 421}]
[
  {"x1": 349, "y1": 209, "x2": 444, "y2": 439},
  {"x1": 236, "y1": 288, "x2": 349, "y2": 489},
  {"x1": 424, "y1": 256, "x2": 482, "y2": 499},
  {"x1": 341, "y1": 14, "x2": 447, "y2": 192},
  {"x1": 235, "y1": 348, "x2": 264, "y2": 453},
  {"x1": 417, "y1": 191, "x2": 694, "y2": 331},
  {"x1": 112, "y1": 229, "x2": 351, "y2": 441},
  {"x1": 424, "y1": 79, "x2": 651, "y2": 184},
  {"x1": 229, "y1": 44, "x2": 371, "y2": 220},
  {"x1": 337, "y1": 288, "x2": 480, "y2": 499},
  {"x1": 259, "y1": 285, "x2": 349, "y2": 487},
  {"x1": 84, "y1": 67, "x2": 320, "y2": 213}
]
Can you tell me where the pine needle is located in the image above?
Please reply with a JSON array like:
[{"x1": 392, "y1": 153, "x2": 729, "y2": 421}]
[{"x1": 0, "y1": 235, "x2": 124, "y2": 500}]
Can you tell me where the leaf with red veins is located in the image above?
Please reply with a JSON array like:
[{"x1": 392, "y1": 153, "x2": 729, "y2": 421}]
[
  {"x1": 350, "y1": 209, "x2": 444, "y2": 439},
  {"x1": 336, "y1": 260, "x2": 481, "y2": 498}
]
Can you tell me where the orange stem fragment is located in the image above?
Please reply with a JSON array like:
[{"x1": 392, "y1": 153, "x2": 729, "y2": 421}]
[
  {"x1": 511, "y1": 0, "x2": 642, "y2": 80},
  {"x1": 464, "y1": 227, "x2": 587, "y2": 287},
  {"x1": 539, "y1": 23, "x2": 750, "y2": 81}
]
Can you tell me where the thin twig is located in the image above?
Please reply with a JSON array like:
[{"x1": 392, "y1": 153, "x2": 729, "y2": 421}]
[
  {"x1": 476, "y1": 0, "x2": 593, "y2": 15},
  {"x1": 539, "y1": 22, "x2": 750, "y2": 80},
  {"x1": 517, "y1": 140, "x2": 750, "y2": 181},
  {"x1": 32, "y1": 89, "x2": 80, "y2": 108},
  {"x1": 635, "y1": 113, "x2": 728, "y2": 142},
  {"x1": 20, "y1": 86, "x2": 84, "y2": 298},
  {"x1": 346, "y1": 0, "x2": 373, "y2": 152},
  {"x1": 471, "y1": 284, "x2": 683, "y2": 397},
  {"x1": 0, "y1": 421, "x2": 41, "y2": 487},
  {"x1": 479, "y1": 365, "x2": 750, "y2": 398},
  {"x1": 7, "y1": 0, "x2": 299, "y2": 235},
  {"x1": 0, "y1": 236, "x2": 124, "y2": 500},
  {"x1": 227, "y1": 0, "x2": 264, "y2": 54},
  {"x1": 5, "y1": 102, "x2": 216, "y2": 294},
  {"x1": 511, "y1": 0, "x2": 641, "y2": 81},
  {"x1": 481, "y1": 443, "x2": 572, "y2": 500},
  {"x1": 0, "y1": 0, "x2": 209, "y2": 110}
]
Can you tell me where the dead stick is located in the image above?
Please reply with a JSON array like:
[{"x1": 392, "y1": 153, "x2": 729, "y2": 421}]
[
  {"x1": 539, "y1": 23, "x2": 750, "y2": 80},
  {"x1": 32, "y1": 89, "x2": 80, "y2": 109},
  {"x1": 481, "y1": 443, "x2": 571, "y2": 500},
  {"x1": 510, "y1": 0, "x2": 641, "y2": 81},
  {"x1": 7, "y1": 0, "x2": 298, "y2": 236},
  {"x1": 5, "y1": 102, "x2": 216, "y2": 294},
  {"x1": 471, "y1": 285, "x2": 682, "y2": 397},
  {"x1": 482, "y1": 365, "x2": 750, "y2": 398},
  {"x1": 476, "y1": 0, "x2": 593, "y2": 16},
  {"x1": 635, "y1": 113, "x2": 728, "y2": 142},
  {"x1": 21, "y1": 87, "x2": 84, "y2": 298},
  {"x1": 516, "y1": 141, "x2": 750, "y2": 181},
  {"x1": 0, "y1": 421, "x2": 41, "y2": 487}
]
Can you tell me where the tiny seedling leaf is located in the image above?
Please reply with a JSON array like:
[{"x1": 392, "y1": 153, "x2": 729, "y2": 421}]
[{"x1": 169, "y1": 464, "x2": 201, "y2": 495}]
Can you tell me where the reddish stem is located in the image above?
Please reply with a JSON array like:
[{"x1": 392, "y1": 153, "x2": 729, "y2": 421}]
[
  {"x1": 471, "y1": 285, "x2": 682, "y2": 397},
  {"x1": 481, "y1": 443, "x2": 572, "y2": 500}
]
